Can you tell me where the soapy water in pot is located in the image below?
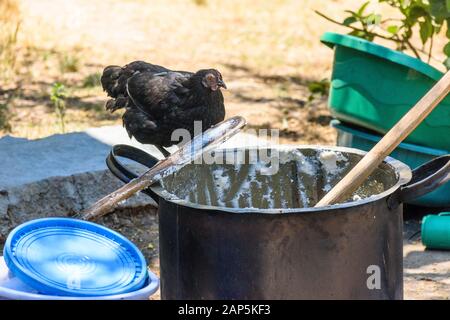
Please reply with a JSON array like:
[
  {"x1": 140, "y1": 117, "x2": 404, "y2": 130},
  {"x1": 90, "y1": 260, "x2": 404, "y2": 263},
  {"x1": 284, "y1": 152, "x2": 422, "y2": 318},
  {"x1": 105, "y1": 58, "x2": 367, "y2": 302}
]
[{"x1": 159, "y1": 148, "x2": 395, "y2": 209}]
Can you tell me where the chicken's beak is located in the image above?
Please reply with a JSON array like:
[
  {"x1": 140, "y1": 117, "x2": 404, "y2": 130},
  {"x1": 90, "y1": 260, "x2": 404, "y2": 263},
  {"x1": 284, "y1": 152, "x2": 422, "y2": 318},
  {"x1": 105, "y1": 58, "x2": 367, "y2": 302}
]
[{"x1": 218, "y1": 80, "x2": 227, "y2": 90}]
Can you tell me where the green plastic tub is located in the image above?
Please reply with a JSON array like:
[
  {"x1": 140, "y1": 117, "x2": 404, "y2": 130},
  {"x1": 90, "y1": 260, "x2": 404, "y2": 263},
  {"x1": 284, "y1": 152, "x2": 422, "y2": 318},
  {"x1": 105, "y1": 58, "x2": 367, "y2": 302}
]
[
  {"x1": 321, "y1": 32, "x2": 450, "y2": 151},
  {"x1": 331, "y1": 119, "x2": 450, "y2": 207},
  {"x1": 422, "y1": 213, "x2": 450, "y2": 250}
]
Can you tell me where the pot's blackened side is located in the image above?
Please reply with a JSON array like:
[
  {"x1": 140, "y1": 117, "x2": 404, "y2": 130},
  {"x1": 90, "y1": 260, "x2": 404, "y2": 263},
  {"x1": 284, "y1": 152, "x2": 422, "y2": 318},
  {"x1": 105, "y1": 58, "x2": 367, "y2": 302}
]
[{"x1": 158, "y1": 195, "x2": 403, "y2": 300}]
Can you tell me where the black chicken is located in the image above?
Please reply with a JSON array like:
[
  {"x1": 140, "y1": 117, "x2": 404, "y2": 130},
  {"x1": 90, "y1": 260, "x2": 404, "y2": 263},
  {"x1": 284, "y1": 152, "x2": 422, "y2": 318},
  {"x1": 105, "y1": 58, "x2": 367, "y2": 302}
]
[{"x1": 100, "y1": 61, "x2": 226, "y2": 156}]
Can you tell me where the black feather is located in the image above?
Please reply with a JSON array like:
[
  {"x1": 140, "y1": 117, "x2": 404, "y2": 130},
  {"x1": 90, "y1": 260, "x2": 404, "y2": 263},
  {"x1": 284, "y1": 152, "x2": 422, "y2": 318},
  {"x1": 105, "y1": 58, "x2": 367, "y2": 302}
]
[{"x1": 100, "y1": 61, "x2": 226, "y2": 149}]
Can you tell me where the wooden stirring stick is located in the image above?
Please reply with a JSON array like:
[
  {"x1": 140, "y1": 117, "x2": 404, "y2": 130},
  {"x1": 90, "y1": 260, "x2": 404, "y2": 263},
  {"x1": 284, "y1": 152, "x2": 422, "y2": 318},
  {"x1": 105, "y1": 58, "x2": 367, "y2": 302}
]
[
  {"x1": 315, "y1": 70, "x2": 450, "y2": 207},
  {"x1": 81, "y1": 116, "x2": 246, "y2": 220}
]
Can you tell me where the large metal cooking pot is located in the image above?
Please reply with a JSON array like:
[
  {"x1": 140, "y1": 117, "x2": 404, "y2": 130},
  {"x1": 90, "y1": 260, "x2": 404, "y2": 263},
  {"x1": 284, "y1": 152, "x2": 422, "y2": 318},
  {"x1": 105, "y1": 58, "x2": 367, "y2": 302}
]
[{"x1": 106, "y1": 144, "x2": 450, "y2": 300}]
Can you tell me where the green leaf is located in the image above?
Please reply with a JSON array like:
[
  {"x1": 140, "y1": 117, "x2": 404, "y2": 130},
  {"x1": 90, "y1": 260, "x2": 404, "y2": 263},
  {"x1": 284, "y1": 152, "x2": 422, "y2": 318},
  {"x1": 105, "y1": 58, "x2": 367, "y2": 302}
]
[
  {"x1": 374, "y1": 14, "x2": 382, "y2": 25},
  {"x1": 343, "y1": 16, "x2": 357, "y2": 26},
  {"x1": 444, "y1": 57, "x2": 450, "y2": 69},
  {"x1": 409, "y1": 5, "x2": 428, "y2": 20},
  {"x1": 419, "y1": 20, "x2": 433, "y2": 44},
  {"x1": 344, "y1": 10, "x2": 358, "y2": 17},
  {"x1": 404, "y1": 28, "x2": 413, "y2": 40},
  {"x1": 387, "y1": 25, "x2": 399, "y2": 34},
  {"x1": 348, "y1": 30, "x2": 365, "y2": 38},
  {"x1": 401, "y1": 0, "x2": 411, "y2": 7},
  {"x1": 357, "y1": 1, "x2": 371, "y2": 16},
  {"x1": 365, "y1": 13, "x2": 381, "y2": 26},
  {"x1": 434, "y1": 14, "x2": 446, "y2": 24},
  {"x1": 430, "y1": 0, "x2": 450, "y2": 19},
  {"x1": 444, "y1": 42, "x2": 450, "y2": 56},
  {"x1": 307, "y1": 79, "x2": 330, "y2": 96},
  {"x1": 446, "y1": 19, "x2": 450, "y2": 38},
  {"x1": 349, "y1": 29, "x2": 374, "y2": 41}
]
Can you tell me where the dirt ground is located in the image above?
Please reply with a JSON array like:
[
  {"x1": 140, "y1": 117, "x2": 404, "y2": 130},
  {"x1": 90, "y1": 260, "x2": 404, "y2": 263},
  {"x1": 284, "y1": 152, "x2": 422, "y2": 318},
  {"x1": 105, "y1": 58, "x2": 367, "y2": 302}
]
[
  {"x1": 1, "y1": 0, "x2": 370, "y2": 143},
  {"x1": 403, "y1": 218, "x2": 450, "y2": 300},
  {"x1": 1, "y1": 0, "x2": 447, "y2": 141},
  {"x1": 0, "y1": 0, "x2": 449, "y2": 299}
]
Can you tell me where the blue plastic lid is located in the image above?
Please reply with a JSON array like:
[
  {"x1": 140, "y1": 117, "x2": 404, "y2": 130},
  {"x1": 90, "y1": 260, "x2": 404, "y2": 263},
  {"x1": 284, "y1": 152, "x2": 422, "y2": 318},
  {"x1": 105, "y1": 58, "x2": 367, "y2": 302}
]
[{"x1": 3, "y1": 218, "x2": 148, "y2": 297}]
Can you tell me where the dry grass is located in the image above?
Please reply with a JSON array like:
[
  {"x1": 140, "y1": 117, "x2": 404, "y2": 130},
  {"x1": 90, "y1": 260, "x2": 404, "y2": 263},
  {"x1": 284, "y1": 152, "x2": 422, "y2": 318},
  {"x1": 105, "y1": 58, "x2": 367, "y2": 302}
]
[
  {"x1": 0, "y1": 0, "x2": 21, "y2": 79},
  {"x1": 0, "y1": 0, "x2": 21, "y2": 130},
  {"x1": 0, "y1": 0, "x2": 448, "y2": 144}
]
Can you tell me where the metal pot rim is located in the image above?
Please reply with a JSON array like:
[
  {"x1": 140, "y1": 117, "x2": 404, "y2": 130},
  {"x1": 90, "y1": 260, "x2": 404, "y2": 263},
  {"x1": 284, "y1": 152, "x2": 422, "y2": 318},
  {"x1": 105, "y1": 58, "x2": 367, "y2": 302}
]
[{"x1": 150, "y1": 145, "x2": 412, "y2": 214}]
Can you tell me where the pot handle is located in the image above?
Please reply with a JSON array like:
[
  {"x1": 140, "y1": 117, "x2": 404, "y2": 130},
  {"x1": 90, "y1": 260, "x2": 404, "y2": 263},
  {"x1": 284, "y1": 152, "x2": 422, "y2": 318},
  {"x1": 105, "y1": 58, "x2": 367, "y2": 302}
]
[
  {"x1": 106, "y1": 144, "x2": 162, "y2": 204},
  {"x1": 397, "y1": 155, "x2": 450, "y2": 204}
]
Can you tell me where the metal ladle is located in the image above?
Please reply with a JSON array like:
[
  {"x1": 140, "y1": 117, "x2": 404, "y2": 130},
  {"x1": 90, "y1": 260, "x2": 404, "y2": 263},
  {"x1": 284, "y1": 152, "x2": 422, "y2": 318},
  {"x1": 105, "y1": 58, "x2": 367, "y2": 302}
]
[{"x1": 81, "y1": 116, "x2": 247, "y2": 220}]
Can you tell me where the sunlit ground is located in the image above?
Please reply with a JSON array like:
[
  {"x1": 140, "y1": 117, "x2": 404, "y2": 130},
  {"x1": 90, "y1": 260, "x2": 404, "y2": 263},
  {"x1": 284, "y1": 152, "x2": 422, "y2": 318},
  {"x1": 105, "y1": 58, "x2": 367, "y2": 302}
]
[{"x1": 3, "y1": 0, "x2": 446, "y2": 144}]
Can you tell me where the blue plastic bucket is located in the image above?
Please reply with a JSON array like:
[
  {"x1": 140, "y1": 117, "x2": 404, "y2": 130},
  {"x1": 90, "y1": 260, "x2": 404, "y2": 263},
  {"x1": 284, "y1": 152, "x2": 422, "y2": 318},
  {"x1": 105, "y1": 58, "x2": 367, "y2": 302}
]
[
  {"x1": 0, "y1": 256, "x2": 159, "y2": 300},
  {"x1": 1, "y1": 218, "x2": 159, "y2": 299}
]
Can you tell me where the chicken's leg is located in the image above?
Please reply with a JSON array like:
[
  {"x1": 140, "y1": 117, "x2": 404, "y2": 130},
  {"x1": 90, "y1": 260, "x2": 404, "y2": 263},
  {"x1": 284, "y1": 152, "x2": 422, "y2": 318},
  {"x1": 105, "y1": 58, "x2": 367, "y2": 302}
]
[{"x1": 155, "y1": 145, "x2": 170, "y2": 158}]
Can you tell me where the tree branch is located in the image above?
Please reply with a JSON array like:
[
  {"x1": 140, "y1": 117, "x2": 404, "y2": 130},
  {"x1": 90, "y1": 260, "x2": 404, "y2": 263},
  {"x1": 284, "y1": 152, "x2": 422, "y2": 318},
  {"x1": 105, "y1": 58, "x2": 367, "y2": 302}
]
[
  {"x1": 315, "y1": 10, "x2": 424, "y2": 60},
  {"x1": 405, "y1": 40, "x2": 421, "y2": 59},
  {"x1": 428, "y1": 35, "x2": 434, "y2": 64},
  {"x1": 315, "y1": 11, "x2": 402, "y2": 43}
]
